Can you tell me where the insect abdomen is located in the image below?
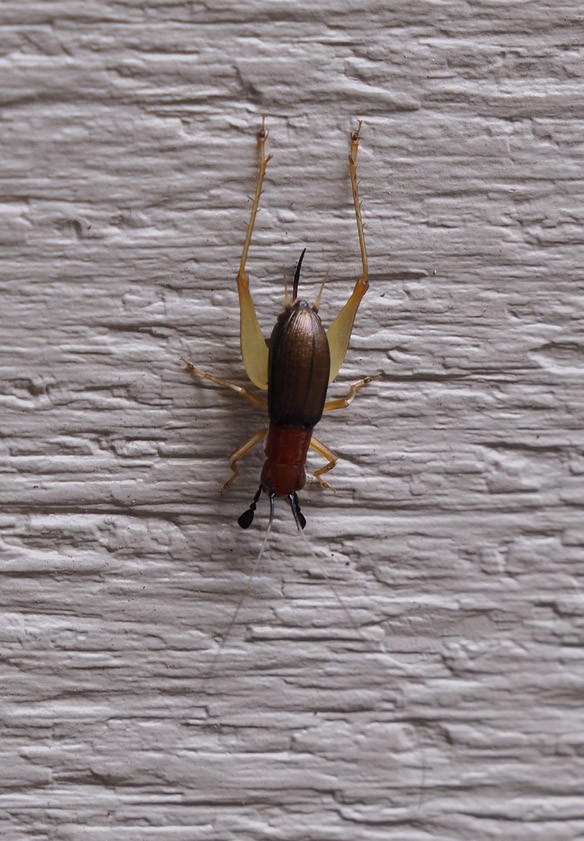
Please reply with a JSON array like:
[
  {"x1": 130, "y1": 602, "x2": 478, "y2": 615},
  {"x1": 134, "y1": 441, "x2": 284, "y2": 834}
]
[
  {"x1": 267, "y1": 301, "x2": 330, "y2": 428},
  {"x1": 260, "y1": 424, "x2": 312, "y2": 496}
]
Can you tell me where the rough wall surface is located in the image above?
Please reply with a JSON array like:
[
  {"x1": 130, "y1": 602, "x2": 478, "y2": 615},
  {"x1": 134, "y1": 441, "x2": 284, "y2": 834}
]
[{"x1": 1, "y1": 1, "x2": 584, "y2": 839}]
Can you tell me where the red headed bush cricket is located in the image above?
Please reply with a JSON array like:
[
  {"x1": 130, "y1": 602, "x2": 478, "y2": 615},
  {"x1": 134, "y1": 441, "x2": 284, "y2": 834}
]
[
  {"x1": 181, "y1": 120, "x2": 378, "y2": 657},
  {"x1": 182, "y1": 118, "x2": 378, "y2": 531}
]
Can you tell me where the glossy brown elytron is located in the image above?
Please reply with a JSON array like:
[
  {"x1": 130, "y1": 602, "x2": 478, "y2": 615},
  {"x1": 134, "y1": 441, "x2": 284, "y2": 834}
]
[{"x1": 268, "y1": 284, "x2": 330, "y2": 429}]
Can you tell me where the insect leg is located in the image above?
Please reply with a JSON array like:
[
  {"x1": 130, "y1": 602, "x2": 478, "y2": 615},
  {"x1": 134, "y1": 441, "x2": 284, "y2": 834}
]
[
  {"x1": 323, "y1": 374, "x2": 381, "y2": 412},
  {"x1": 181, "y1": 358, "x2": 267, "y2": 410},
  {"x1": 350, "y1": 121, "x2": 368, "y2": 285},
  {"x1": 221, "y1": 427, "x2": 268, "y2": 493},
  {"x1": 327, "y1": 120, "x2": 369, "y2": 383},
  {"x1": 236, "y1": 118, "x2": 271, "y2": 390},
  {"x1": 309, "y1": 434, "x2": 338, "y2": 492}
]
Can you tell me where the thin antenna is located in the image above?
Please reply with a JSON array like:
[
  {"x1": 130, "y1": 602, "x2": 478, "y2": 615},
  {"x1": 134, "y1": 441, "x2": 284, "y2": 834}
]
[
  {"x1": 207, "y1": 492, "x2": 276, "y2": 677},
  {"x1": 292, "y1": 509, "x2": 361, "y2": 636},
  {"x1": 292, "y1": 248, "x2": 306, "y2": 302}
]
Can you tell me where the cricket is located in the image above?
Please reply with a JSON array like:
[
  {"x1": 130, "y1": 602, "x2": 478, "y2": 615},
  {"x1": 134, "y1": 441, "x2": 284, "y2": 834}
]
[{"x1": 182, "y1": 118, "x2": 377, "y2": 534}]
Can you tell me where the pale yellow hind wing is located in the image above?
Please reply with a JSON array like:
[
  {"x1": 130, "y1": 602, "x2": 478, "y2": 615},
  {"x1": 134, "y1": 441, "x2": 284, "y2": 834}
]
[
  {"x1": 326, "y1": 276, "x2": 368, "y2": 382},
  {"x1": 237, "y1": 272, "x2": 269, "y2": 390}
]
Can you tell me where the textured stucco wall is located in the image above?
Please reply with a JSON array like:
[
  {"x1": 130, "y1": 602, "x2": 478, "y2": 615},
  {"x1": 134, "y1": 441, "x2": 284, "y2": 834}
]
[{"x1": 2, "y1": 1, "x2": 584, "y2": 839}]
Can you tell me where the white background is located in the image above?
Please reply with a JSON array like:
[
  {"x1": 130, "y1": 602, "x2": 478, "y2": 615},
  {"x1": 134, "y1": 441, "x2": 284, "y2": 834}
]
[{"x1": 2, "y1": 1, "x2": 584, "y2": 839}]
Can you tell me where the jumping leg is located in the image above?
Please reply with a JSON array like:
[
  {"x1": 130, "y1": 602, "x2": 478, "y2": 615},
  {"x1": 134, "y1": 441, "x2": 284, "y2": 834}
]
[
  {"x1": 236, "y1": 118, "x2": 271, "y2": 390},
  {"x1": 327, "y1": 121, "x2": 370, "y2": 382}
]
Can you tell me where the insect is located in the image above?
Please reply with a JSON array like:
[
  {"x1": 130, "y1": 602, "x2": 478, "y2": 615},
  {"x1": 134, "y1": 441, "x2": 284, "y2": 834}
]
[{"x1": 182, "y1": 118, "x2": 378, "y2": 532}]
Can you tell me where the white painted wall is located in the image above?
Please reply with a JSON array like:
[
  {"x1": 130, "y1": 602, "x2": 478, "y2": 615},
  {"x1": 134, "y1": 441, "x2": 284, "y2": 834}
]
[{"x1": 2, "y1": 1, "x2": 584, "y2": 838}]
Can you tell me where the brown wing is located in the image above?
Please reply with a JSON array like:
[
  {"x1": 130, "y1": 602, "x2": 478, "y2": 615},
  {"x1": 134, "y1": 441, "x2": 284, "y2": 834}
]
[{"x1": 267, "y1": 301, "x2": 330, "y2": 428}]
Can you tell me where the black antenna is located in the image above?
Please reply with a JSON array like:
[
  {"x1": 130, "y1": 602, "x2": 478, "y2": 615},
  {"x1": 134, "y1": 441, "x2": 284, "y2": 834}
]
[
  {"x1": 292, "y1": 248, "x2": 306, "y2": 302},
  {"x1": 238, "y1": 485, "x2": 262, "y2": 529},
  {"x1": 288, "y1": 492, "x2": 306, "y2": 530}
]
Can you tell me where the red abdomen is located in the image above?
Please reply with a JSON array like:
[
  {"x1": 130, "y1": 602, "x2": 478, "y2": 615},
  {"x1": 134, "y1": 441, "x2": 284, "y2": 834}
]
[{"x1": 261, "y1": 424, "x2": 312, "y2": 496}]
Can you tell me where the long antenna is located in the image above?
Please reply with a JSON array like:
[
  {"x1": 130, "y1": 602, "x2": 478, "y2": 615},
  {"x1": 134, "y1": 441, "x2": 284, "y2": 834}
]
[
  {"x1": 294, "y1": 515, "x2": 360, "y2": 636},
  {"x1": 207, "y1": 493, "x2": 275, "y2": 676}
]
